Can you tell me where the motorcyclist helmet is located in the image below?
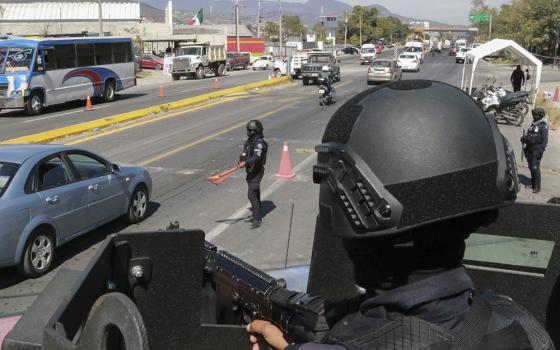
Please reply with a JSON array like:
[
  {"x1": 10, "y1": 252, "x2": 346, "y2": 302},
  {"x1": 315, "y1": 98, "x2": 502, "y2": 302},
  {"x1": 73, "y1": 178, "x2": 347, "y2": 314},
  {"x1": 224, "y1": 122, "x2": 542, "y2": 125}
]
[
  {"x1": 246, "y1": 120, "x2": 263, "y2": 138},
  {"x1": 313, "y1": 80, "x2": 518, "y2": 239},
  {"x1": 322, "y1": 66, "x2": 330, "y2": 73},
  {"x1": 532, "y1": 107, "x2": 545, "y2": 122}
]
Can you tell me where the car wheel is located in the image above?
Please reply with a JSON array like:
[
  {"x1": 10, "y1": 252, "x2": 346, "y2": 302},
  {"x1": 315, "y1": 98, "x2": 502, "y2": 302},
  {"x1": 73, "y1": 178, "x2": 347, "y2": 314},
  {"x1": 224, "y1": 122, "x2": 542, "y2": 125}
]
[
  {"x1": 25, "y1": 91, "x2": 44, "y2": 116},
  {"x1": 18, "y1": 227, "x2": 55, "y2": 278},
  {"x1": 274, "y1": 69, "x2": 282, "y2": 78},
  {"x1": 155, "y1": 64, "x2": 162, "y2": 70},
  {"x1": 127, "y1": 185, "x2": 149, "y2": 224},
  {"x1": 102, "y1": 80, "x2": 116, "y2": 102}
]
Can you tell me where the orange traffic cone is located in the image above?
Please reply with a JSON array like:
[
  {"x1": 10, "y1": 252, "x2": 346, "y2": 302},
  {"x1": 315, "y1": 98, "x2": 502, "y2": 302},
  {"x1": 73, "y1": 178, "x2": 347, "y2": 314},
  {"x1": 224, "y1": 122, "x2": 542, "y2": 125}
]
[
  {"x1": 85, "y1": 96, "x2": 93, "y2": 111},
  {"x1": 159, "y1": 84, "x2": 166, "y2": 97},
  {"x1": 276, "y1": 141, "x2": 294, "y2": 178},
  {"x1": 553, "y1": 86, "x2": 559, "y2": 102},
  {"x1": 212, "y1": 78, "x2": 221, "y2": 89}
]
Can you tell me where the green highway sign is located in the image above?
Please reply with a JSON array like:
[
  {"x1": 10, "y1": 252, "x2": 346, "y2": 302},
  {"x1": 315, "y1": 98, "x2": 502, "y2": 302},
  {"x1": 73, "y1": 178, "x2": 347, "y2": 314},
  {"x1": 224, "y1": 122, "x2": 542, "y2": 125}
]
[{"x1": 470, "y1": 13, "x2": 491, "y2": 23}]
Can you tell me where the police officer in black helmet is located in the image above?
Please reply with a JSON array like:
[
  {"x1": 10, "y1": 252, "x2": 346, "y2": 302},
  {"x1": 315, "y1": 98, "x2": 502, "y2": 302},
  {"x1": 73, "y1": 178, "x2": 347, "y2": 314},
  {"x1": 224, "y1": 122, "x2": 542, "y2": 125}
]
[
  {"x1": 247, "y1": 80, "x2": 553, "y2": 349},
  {"x1": 521, "y1": 108, "x2": 548, "y2": 193},
  {"x1": 239, "y1": 120, "x2": 268, "y2": 229}
]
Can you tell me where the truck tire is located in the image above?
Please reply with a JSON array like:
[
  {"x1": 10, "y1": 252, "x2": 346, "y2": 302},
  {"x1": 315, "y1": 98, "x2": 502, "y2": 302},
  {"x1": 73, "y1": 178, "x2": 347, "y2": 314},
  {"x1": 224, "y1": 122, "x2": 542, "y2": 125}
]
[
  {"x1": 216, "y1": 64, "x2": 225, "y2": 77},
  {"x1": 274, "y1": 69, "x2": 282, "y2": 78},
  {"x1": 196, "y1": 66, "x2": 205, "y2": 79},
  {"x1": 303, "y1": 77, "x2": 309, "y2": 86},
  {"x1": 172, "y1": 74, "x2": 180, "y2": 81}
]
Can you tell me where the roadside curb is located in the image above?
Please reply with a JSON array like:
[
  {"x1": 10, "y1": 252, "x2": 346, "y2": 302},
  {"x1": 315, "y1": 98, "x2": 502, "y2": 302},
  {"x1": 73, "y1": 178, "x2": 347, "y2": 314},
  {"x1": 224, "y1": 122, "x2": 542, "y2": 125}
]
[{"x1": 1, "y1": 76, "x2": 291, "y2": 145}]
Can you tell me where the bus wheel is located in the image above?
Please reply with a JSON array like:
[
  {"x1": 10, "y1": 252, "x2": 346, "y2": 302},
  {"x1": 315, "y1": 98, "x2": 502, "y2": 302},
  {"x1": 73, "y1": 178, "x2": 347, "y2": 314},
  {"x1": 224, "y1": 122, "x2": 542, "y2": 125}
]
[
  {"x1": 103, "y1": 81, "x2": 116, "y2": 102},
  {"x1": 25, "y1": 92, "x2": 44, "y2": 116}
]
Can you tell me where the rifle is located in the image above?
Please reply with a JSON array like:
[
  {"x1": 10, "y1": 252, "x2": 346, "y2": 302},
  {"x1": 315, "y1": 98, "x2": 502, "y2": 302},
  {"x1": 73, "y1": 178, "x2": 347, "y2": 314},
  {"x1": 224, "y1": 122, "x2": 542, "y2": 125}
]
[{"x1": 204, "y1": 241, "x2": 330, "y2": 343}]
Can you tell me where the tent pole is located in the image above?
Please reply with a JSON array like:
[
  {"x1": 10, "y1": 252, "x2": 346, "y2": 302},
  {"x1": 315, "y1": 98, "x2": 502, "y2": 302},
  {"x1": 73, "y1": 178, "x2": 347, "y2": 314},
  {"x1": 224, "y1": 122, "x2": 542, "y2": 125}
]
[{"x1": 461, "y1": 57, "x2": 467, "y2": 90}]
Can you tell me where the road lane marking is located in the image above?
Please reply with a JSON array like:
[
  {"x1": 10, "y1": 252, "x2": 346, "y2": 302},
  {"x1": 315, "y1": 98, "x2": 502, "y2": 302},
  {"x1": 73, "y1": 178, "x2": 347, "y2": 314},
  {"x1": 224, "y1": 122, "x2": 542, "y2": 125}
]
[
  {"x1": 138, "y1": 103, "x2": 293, "y2": 166},
  {"x1": 23, "y1": 105, "x2": 110, "y2": 123},
  {"x1": 180, "y1": 86, "x2": 210, "y2": 93},
  {"x1": 65, "y1": 96, "x2": 248, "y2": 146},
  {"x1": 205, "y1": 153, "x2": 317, "y2": 241}
]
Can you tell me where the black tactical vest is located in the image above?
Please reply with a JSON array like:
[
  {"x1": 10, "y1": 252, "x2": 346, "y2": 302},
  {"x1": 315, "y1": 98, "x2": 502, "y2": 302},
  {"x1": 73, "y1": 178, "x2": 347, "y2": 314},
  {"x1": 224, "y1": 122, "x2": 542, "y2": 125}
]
[{"x1": 322, "y1": 291, "x2": 553, "y2": 350}]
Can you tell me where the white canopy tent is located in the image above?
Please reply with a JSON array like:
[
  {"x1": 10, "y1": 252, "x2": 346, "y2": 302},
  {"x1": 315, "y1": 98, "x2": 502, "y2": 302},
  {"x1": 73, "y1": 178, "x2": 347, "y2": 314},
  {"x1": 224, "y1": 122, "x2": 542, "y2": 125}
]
[{"x1": 460, "y1": 38, "x2": 543, "y2": 96}]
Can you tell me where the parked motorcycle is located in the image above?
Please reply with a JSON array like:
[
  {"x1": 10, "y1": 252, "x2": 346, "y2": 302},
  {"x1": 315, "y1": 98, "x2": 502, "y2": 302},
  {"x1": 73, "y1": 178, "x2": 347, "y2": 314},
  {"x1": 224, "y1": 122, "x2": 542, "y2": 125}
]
[
  {"x1": 475, "y1": 80, "x2": 530, "y2": 126},
  {"x1": 318, "y1": 75, "x2": 335, "y2": 106}
]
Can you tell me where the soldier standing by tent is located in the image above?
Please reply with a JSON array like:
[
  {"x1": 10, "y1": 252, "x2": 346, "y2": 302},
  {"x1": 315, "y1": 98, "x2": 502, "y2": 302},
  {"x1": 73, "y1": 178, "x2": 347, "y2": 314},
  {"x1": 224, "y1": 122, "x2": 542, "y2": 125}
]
[{"x1": 511, "y1": 65, "x2": 525, "y2": 92}]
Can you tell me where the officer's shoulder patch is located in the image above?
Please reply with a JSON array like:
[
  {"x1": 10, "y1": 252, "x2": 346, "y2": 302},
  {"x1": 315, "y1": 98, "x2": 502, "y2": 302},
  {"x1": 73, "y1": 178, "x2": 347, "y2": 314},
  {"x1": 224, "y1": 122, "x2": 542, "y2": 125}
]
[{"x1": 257, "y1": 143, "x2": 263, "y2": 149}]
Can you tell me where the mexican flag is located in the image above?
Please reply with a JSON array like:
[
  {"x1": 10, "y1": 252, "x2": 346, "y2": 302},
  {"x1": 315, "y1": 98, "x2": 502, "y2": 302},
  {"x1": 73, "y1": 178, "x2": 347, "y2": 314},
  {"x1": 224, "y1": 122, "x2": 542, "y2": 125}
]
[{"x1": 188, "y1": 9, "x2": 203, "y2": 26}]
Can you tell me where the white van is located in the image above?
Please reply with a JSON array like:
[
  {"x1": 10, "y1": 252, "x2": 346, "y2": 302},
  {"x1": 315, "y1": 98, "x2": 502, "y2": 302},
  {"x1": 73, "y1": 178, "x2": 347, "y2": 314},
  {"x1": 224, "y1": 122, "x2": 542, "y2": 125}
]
[
  {"x1": 360, "y1": 44, "x2": 377, "y2": 65},
  {"x1": 455, "y1": 39, "x2": 468, "y2": 49},
  {"x1": 404, "y1": 41, "x2": 424, "y2": 63}
]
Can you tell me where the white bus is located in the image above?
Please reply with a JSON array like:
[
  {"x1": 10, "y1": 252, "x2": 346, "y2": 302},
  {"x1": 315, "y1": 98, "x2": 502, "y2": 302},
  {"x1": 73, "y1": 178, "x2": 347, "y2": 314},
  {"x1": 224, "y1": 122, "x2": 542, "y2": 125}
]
[{"x1": 0, "y1": 37, "x2": 136, "y2": 115}]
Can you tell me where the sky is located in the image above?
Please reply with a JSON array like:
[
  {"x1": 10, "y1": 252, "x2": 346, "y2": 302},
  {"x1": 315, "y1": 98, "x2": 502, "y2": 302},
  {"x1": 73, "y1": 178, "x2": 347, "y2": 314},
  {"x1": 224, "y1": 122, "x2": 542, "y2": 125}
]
[{"x1": 341, "y1": 0, "x2": 512, "y2": 25}]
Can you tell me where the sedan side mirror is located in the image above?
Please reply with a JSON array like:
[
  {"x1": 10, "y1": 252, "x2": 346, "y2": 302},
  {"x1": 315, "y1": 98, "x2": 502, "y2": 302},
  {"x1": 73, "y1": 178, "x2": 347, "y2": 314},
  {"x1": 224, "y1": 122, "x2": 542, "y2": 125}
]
[{"x1": 112, "y1": 163, "x2": 121, "y2": 173}]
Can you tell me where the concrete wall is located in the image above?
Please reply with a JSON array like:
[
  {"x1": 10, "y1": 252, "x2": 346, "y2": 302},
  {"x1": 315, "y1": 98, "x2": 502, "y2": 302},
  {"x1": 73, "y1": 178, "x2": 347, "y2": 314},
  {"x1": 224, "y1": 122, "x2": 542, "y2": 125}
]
[{"x1": 0, "y1": 21, "x2": 171, "y2": 37}]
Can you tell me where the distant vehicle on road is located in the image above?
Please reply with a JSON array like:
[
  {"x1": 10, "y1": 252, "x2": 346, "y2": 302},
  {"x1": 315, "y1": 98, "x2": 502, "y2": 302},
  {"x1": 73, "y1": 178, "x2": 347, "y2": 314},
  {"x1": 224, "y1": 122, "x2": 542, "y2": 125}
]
[
  {"x1": 301, "y1": 53, "x2": 340, "y2": 85},
  {"x1": 367, "y1": 59, "x2": 402, "y2": 85},
  {"x1": 172, "y1": 42, "x2": 227, "y2": 80},
  {"x1": 455, "y1": 39, "x2": 468, "y2": 50},
  {"x1": 397, "y1": 54, "x2": 420, "y2": 72},
  {"x1": 0, "y1": 144, "x2": 152, "y2": 277},
  {"x1": 404, "y1": 42, "x2": 424, "y2": 63},
  {"x1": 338, "y1": 47, "x2": 359, "y2": 55},
  {"x1": 360, "y1": 44, "x2": 377, "y2": 65},
  {"x1": 226, "y1": 52, "x2": 250, "y2": 71},
  {"x1": 139, "y1": 54, "x2": 163, "y2": 70},
  {"x1": 0, "y1": 37, "x2": 137, "y2": 116},
  {"x1": 448, "y1": 44, "x2": 457, "y2": 56},
  {"x1": 456, "y1": 47, "x2": 472, "y2": 64},
  {"x1": 252, "y1": 55, "x2": 273, "y2": 70}
]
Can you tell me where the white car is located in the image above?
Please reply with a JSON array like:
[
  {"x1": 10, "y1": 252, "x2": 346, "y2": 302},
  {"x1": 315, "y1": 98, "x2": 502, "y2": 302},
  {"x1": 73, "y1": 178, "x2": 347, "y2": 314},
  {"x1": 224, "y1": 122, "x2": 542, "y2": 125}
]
[
  {"x1": 397, "y1": 54, "x2": 420, "y2": 72},
  {"x1": 403, "y1": 46, "x2": 424, "y2": 63},
  {"x1": 360, "y1": 44, "x2": 377, "y2": 65},
  {"x1": 252, "y1": 56, "x2": 273, "y2": 70},
  {"x1": 456, "y1": 48, "x2": 472, "y2": 64}
]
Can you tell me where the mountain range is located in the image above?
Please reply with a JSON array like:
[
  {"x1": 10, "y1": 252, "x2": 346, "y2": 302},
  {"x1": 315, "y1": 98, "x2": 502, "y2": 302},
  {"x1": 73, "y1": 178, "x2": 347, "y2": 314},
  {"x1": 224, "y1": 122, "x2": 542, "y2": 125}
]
[{"x1": 140, "y1": 0, "x2": 452, "y2": 27}]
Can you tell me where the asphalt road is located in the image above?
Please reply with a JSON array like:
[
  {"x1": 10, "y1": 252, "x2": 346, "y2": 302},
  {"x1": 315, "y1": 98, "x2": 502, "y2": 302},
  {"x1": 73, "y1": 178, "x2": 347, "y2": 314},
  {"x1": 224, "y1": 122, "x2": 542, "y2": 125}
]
[
  {"x1": 0, "y1": 68, "x2": 273, "y2": 141},
  {"x1": 0, "y1": 51, "x2": 556, "y2": 317}
]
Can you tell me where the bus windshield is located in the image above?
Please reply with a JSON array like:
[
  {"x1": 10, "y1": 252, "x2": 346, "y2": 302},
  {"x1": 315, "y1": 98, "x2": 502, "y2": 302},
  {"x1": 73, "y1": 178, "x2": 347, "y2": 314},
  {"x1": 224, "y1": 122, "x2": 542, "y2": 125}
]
[{"x1": 0, "y1": 47, "x2": 35, "y2": 74}]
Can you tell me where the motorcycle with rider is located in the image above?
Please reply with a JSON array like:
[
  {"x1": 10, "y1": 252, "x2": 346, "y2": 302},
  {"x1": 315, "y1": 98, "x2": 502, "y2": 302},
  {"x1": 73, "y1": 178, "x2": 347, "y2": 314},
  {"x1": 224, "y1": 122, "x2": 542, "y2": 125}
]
[{"x1": 318, "y1": 65, "x2": 336, "y2": 106}]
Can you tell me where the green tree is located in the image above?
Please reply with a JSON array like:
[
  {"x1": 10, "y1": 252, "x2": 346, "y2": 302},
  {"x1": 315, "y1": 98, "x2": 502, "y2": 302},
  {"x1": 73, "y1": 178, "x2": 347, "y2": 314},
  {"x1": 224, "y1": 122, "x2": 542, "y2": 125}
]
[
  {"x1": 312, "y1": 22, "x2": 327, "y2": 41},
  {"x1": 282, "y1": 16, "x2": 307, "y2": 39},
  {"x1": 264, "y1": 21, "x2": 279, "y2": 42},
  {"x1": 337, "y1": 6, "x2": 379, "y2": 46}
]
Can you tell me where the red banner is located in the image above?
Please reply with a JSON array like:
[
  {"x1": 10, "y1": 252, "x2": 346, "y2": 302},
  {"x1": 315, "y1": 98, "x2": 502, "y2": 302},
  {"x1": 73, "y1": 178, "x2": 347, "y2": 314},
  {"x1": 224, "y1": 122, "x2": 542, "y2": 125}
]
[{"x1": 227, "y1": 36, "x2": 265, "y2": 55}]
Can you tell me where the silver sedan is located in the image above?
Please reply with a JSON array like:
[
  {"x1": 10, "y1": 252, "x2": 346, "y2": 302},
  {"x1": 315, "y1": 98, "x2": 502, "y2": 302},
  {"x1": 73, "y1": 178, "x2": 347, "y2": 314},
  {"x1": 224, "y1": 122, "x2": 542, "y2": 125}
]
[
  {"x1": 0, "y1": 144, "x2": 152, "y2": 277},
  {"x1": 367, "y1": 59, "x2": 402, "y2": 85}
]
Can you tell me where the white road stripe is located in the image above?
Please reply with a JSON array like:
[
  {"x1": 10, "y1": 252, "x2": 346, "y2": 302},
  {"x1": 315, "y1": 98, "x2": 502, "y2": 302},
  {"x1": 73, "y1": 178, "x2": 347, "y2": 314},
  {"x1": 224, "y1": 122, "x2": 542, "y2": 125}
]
[
  {"x1": 205, "y1": 153, "x2": 317, "y2": 241},
  {"x1": 180, "y1": 86, "x2": 209, "y2": 93},
  {"x1": 23, "y1": 104, "x2": 110, "y2": 123}
]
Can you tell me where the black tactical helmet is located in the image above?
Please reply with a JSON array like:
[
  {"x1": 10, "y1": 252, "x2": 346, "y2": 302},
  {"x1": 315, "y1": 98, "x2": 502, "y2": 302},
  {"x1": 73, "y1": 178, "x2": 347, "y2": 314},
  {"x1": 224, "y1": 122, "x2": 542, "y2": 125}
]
[
  {"x1": 247, "y1": 120, "x2": 263, "y2": 138},
  {"x1": 532, "y1": 107, "x2": 545, "y2": 121},
  {"x1": 313, "y1": 80, "x2": 518, "y2": 239}
]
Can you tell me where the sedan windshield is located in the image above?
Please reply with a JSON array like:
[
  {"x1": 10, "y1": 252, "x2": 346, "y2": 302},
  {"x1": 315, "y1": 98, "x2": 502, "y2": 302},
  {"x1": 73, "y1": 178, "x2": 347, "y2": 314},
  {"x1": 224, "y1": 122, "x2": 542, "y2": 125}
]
[
  {"x1": 405, "y1": 47, "x2": 421, "y2": 53},
  {"x1": 372, "y1": 61, "x2": 391, "y2": 67},
  {"x1": 0, "y1": 47, "x2": 35, "y2": 74},
  {"x1": 0, "y1": 161, "x2": 19, "y2": 196}
]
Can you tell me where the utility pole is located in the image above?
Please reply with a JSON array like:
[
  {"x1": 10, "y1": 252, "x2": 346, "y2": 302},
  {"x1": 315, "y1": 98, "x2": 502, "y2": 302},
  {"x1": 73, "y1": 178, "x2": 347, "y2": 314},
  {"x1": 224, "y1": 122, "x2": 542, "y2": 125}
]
[
  {"x1": 235, "y1": 0, "x2": 240, "y2": 52},
  {"x1": 359, "y1": 13, "x2": 362, "y2": 46},
  {"x1": 98, "y1": 0, "x2": 104, "y2": 36},
  {"x1": 257, "y1": 0, "x2": 262, "y2": 38},
  {"x1": 488, "y1": 14, "x2": 492, "y2": 40},
  {"x1": 279, "y1": 0, "x2": 283, "y2": 57},
  {"x1": 344, "y1": 16, "x2": 348, "y2": 47}
]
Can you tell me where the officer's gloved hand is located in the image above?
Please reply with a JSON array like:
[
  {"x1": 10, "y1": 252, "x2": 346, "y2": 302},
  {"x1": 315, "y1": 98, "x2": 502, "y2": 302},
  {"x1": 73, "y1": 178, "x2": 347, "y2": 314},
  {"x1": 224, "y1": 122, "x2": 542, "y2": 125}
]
[{"x1": 247, "y1": 320, "x2": 290, "y2": 350}]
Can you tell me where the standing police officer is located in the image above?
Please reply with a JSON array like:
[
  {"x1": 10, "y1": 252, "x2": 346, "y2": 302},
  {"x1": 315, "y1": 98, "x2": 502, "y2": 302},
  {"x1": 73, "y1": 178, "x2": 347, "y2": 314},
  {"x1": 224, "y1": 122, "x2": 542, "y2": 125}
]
[
  {"x1": 247, "y1": 81, "x2": 553, "y2": 350},
  {"x1": 521, "y1": 107, "x2": 548, "y2": 193},
  {"x1": 239, "y1": 120, "x2": 268, "y2": 229}
]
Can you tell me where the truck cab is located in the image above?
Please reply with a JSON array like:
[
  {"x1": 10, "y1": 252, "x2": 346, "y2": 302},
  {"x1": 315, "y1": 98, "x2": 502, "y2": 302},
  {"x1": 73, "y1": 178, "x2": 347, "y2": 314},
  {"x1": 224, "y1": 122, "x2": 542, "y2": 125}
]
[{"x1": 172, "y1": 43, "x2": 226, "y2": 80}]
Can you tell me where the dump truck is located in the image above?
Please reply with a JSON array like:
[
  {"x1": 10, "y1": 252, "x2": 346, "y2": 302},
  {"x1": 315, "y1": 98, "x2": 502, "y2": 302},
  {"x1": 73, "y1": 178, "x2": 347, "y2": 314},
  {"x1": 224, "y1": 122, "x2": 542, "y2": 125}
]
[{"x1": 172, "y1": 42, "x2": 227, "y2": 80}]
